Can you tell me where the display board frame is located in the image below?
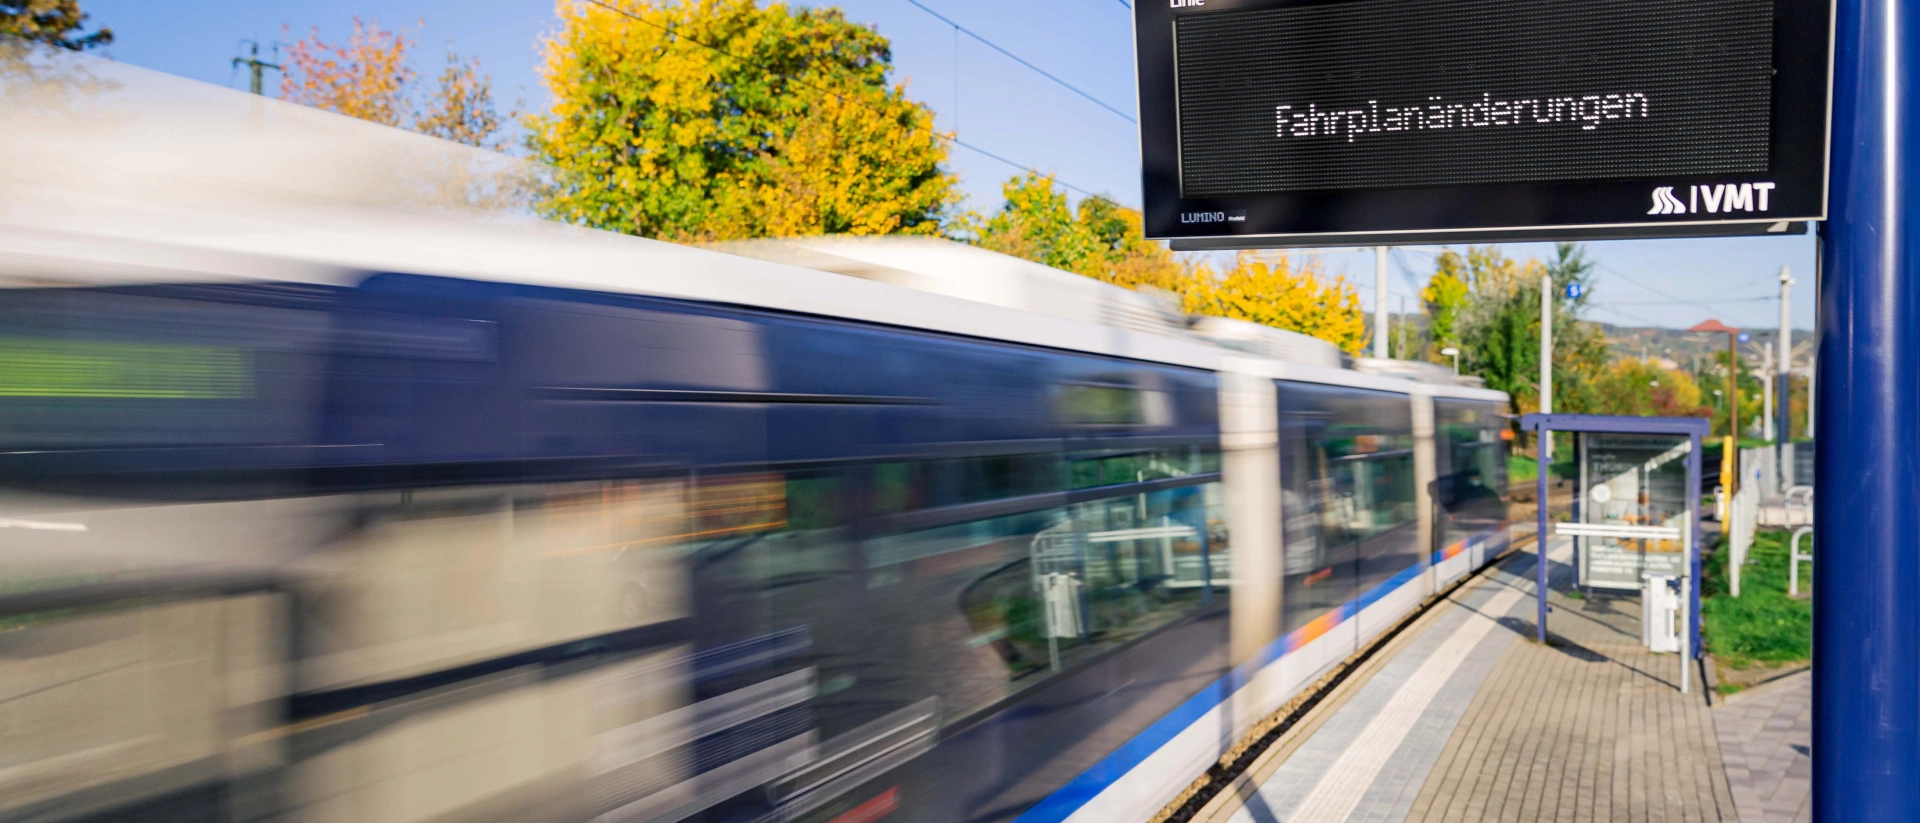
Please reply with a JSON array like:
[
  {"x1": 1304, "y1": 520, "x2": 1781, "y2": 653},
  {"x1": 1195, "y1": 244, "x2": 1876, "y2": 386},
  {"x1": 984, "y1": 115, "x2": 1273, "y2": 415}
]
[{"x1": 1134, "y1": 0, "x2": 1835, "y2": 247}]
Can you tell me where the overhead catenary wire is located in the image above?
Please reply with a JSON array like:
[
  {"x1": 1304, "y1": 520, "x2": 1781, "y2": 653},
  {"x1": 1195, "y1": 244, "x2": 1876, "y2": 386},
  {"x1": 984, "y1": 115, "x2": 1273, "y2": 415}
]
[
  {"x1": 904, "y1": 0, "x2": 1138, "y2": 124},
  {"x1": 574, "y1": 0, "x2": 1105, "y2": 199},
  {"x1": 953, "y1": 139, "x2": 1099, "y2": 197}
]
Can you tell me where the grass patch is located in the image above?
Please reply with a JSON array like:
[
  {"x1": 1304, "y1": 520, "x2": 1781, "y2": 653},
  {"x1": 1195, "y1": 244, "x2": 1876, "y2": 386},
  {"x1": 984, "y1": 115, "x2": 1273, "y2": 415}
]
[
  {"x1": 1508, "y1": 454, "x2": 1537, "y2": 482},
  {"x1": 1701, "y1": 529, "x2": 1812, "y2": 668},
  {"x1": 1507, "y1": 454, "x2": 1576, "y2": 484}
]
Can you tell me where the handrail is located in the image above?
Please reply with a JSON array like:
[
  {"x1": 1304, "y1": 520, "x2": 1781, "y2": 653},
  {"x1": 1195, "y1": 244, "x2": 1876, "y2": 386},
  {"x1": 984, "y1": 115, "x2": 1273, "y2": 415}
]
[
  {"x1": 1790, "y1": 525, "x2": 1814, "y2": 597},
  {"x1": 1785, "y1": 485, "x2": 1815, "y2": 526}
]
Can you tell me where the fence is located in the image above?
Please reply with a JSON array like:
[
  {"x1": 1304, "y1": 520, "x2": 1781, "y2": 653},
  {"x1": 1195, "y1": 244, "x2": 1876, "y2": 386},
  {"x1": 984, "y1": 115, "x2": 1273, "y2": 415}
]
[
  {"x1": 1725, "y1": 444, "x2": 1815, "y2": 597},
  {"x1": 1727, "y1": 482, "x2": 1760, "y2": 597},
  {"x1": 1737, "y1": 442, "x2": 1815, "y2": 496}
]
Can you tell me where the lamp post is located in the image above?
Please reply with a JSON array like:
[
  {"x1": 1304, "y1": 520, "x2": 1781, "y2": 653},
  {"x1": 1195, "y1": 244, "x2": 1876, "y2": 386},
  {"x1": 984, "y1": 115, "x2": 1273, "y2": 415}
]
[
  {"x1": 1441, "y1": 347, "x2": 1460, "y2": 375},
  {"x1": 1691, "y1": 319, "x2": 1742, "y2": 495}
]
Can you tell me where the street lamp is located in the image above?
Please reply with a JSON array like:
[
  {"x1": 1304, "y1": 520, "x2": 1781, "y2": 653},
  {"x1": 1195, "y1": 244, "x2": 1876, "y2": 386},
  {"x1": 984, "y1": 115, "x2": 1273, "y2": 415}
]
[{"x1": 1440, "y1": 346, "x2": 1460, "y2": 375}]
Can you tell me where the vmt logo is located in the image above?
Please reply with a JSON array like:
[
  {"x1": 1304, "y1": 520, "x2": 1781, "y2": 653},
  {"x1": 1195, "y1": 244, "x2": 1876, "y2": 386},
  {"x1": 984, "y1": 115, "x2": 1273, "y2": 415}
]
[{"x1": 1647, "y1": 182, "x2": 1777, "y2": 215}]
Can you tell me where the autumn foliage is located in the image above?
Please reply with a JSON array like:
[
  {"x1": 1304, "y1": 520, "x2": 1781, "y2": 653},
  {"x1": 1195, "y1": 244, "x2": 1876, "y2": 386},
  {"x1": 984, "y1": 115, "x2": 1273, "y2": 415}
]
[
  {"x1": 1, "y1": 0, "x2": 111, "y2": 51},
  {"x1": 526, "y1": 0, "x2": 957, "y2": 242},
  {"x1": 971, "y1": 173, "x2": 1366, "y2": 353},
  {"x1": 282, "y1": 18, "x2": 413, "y2": 127},
  {"x1": 1185, "y1": 253, "x2": 1367, "y2": 353},
  {"x1": 279, "y1": 18, "x2": 505, "y2": 149}
]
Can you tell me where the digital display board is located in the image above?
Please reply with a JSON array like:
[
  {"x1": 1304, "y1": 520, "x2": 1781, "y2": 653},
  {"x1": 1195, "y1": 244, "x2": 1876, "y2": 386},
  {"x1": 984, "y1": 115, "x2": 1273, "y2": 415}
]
[{"x1": 1135, "y1": 0, "x2": 1832, "y2": 245}]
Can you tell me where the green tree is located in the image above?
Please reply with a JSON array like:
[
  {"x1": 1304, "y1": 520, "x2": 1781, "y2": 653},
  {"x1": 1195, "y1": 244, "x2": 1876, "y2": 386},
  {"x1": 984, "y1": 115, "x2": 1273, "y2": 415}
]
[
  {"x1": 1590, "y1": 358, "x2": 1711, "y2": 418},
  {"x1": 1422, "y1": 252, "x2": 1468, "y2": 350},
  {"x1": 969, "y1": 172, "x2": 1188, "y2": 291},
  {"x1": 1448, "y1": 245, "x2": 1609, "y2": 426},
  {"x1": 2, "y1": 0, "x2": 110, "y2": 50},
  {"x1": 526, "y1": 0, "x2": 957, "y2": 242}
]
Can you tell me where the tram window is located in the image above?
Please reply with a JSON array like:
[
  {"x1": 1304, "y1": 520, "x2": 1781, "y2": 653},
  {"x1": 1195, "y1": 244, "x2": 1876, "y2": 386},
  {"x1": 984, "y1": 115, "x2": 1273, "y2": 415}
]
[
  {"x1": 859, "y1": 482, "x2": 1226, "y2": 726},
  {"x1": 1066, "y1": 445, "x2": 1221, "y2": 490},
  {"x1": 1277, "y1": 381, "x2": 1419, "y2": 633},
  {"x1": 1435, "y1": 399, "x2": 1511, "y2": 551},
  {"x1": 871, "y1": 453, "x2": 1063, "y2": 515}
]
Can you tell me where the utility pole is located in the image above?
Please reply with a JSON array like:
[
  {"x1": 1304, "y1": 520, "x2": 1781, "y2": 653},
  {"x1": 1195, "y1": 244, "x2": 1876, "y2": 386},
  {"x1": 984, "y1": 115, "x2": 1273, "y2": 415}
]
[
  {"x1": 232, "y1": 40, "x2": 282, "y2": 96},
  {"x1": 1373, "y1": 246, "x2": 1389, "y2": 359},
  {"x1": 1540, "y1": 269, "x2": 1553, "y2": 459},
  {"x1": 1761, "y1": 346, "x2": 1775, "y2": 443},
  {"x1": 1728, "y1": 330, "x2": 1739, "y2": 447},
  {"x1": 1777, "y1": 265, "x2": 1794, "y2": 440},
  {"x1": 1777, "y1": 265, "x2": 1794, "y2": 490},
  {"x1": 1398, "y1": 295, "x2": 1409, "y2": 358}
]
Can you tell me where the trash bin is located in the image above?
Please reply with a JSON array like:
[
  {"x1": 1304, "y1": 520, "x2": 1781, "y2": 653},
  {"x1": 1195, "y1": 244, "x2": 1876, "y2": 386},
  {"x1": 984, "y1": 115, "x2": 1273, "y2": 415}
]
[{"x1": 1642, "y1": 573, "x2": 1680, "y2": 653}]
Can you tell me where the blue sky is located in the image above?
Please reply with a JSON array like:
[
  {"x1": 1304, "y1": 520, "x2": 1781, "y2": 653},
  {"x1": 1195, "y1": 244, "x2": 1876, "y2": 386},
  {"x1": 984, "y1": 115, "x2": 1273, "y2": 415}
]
[{"x1": 82, "y1": 0, "x2": 1817, "y2": 331}]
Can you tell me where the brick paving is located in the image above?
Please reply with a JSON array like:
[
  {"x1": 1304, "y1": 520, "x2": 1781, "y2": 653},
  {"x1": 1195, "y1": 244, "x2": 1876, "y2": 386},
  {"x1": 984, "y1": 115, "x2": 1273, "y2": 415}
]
[
  {"x1": 1712, "y1": 671, "x2": 1811, "y2": 823},
  {"x1": 1402, "y1": 555, "x2": 1738, "y2": 823},
  {"x1": 1193, "y1": 540, "x2": 1754, "y2": 823}
]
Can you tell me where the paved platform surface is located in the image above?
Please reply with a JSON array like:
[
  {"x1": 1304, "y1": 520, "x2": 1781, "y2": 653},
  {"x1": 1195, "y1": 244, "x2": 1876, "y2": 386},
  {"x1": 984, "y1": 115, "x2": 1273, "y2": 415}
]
[
  {"x1": 1197, "y1": 540, "x2": 1744, "y2": 823},
  {"x1": 1713, "y1": 671, "x2": 1811, "y2": 823}
]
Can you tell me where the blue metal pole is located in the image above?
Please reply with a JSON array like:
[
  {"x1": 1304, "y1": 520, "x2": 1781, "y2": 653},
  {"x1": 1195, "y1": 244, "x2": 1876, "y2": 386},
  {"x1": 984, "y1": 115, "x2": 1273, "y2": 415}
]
[
  {"x1": 1688, "y1": 431, "x2": 1701, "y2": 656},
  {"x1": 1815, "y1": 0, "x2": 1920, "y2": 812},
  {"x1": 1536, "y1": 425, "x2": 1549, "y2": 643}
]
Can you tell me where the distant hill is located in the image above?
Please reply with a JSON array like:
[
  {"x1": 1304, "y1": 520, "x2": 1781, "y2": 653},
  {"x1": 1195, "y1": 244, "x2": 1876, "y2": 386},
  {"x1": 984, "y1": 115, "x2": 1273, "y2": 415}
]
[
  {"x1": 1375, "y1": 315, "x2": 1813, "y2": 374},
  {"x1": 1596, "y1": 323, "x2": 1814, "y2": 374}
]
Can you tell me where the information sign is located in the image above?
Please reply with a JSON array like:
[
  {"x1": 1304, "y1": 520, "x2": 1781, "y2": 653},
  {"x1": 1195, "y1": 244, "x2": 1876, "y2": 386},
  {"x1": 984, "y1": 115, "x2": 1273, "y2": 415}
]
[
  {"x1": 1134, "y1": 0, "x2": 1833, "y2": 246},
  {"x1": 1577, "y1": 434, "x2": 1693, "y2": 590}
]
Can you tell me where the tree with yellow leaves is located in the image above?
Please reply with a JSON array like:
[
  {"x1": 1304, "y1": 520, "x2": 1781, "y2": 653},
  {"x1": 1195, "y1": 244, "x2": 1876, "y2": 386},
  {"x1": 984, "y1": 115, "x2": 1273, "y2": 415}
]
[
  {"x1": 525, "y1": 0, "x2": 957, "y2": 242},
  {"x1": 1421, "y1": 251, "x2": 1468, "y2": 352},
  {"x1": 1183, "y1": 252, "x2": 1368, "y2": 354},
  {"x1": 970, "y1": 172, "x2": 1190, "y2": 292},
  {"x1": 969, "y1": 173, "x2": 1365, "y2": 352}
]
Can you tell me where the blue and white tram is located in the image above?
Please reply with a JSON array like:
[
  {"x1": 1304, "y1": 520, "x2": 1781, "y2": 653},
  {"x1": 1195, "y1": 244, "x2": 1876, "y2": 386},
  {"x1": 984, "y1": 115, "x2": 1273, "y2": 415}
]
[
  {"x1": 0, "y1": 59, "x2": 1510, "y2": 823},
  {"x1": 0, "y1": 236, "x2": 1509, "y2": 823}
]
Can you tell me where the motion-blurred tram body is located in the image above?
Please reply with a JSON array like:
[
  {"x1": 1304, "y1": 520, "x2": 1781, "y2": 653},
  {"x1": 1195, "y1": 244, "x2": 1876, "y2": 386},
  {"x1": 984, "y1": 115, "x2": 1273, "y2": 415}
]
[
  {"x1": 0, "y1": 233, "x2": 1509, "y2": 823},
  {"x1": 0, "y1": 54, "x2": 1510, "y2": 823}
]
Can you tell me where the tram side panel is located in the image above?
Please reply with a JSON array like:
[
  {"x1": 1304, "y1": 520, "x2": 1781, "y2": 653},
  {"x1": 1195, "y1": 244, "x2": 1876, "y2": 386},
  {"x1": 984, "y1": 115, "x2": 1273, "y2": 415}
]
[{"x1": 1433, "y1": 397, "x2": 1514, "y2": 583}]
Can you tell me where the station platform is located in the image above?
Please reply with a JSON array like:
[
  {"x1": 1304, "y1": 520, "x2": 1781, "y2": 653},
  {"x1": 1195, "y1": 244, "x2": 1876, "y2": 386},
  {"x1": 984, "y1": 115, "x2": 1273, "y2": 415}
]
[{"x1": 1188, "y1": 540, "x2": 1810, "y2": 823}]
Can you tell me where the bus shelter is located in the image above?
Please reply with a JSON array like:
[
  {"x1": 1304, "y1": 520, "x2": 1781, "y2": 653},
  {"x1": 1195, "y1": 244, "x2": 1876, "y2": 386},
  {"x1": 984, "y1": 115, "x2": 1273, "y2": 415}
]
[{"x1": 1519, "y1": 414, "x2": 1710, "y2": 691}]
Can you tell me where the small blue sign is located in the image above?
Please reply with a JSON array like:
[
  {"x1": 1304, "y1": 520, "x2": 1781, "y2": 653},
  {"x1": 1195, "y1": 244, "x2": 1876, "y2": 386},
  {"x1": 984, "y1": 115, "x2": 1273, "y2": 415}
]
[
  {"x1": 1565, "y1": 282, "x2": 1584, "y2": 299},
  {"x1": 1738, "y1": 332, "x2": 1751, "y2": 343}
]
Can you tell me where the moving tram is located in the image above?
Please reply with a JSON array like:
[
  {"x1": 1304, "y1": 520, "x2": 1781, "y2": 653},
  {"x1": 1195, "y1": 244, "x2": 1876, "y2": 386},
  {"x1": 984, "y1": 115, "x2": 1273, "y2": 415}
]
[{"x1": 0, "y1": 52, "x2": 1510, "y2": 823}]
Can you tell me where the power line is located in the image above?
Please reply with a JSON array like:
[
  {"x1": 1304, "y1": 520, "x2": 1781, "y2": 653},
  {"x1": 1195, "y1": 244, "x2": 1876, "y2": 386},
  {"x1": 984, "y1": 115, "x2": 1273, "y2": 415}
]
[
  {"x1": 904, "y1": 0, "x2": 1138, "y2": 124},
  {"x1": 953, "y1": 139, "x2": 1098, "y2": 197},
  {"x1": 574, "y1": 0, "x2": 1105, "y2": 199},
  {"x1": 1601, "y1": 295, "x2": 1777, "y2": 306},
  {"x1": 1114, "y1": 0, "x2": 1132, "y2": 8},
  {"x1": 1597, "y1": 262, "x2": 1778, "y2": 316}
]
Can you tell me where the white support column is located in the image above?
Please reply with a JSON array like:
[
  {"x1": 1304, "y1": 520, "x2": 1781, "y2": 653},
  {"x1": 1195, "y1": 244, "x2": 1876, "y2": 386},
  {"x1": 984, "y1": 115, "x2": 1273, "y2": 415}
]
[
  {"x1": 1541, "y1": 270, "x2": 1554, "y2": 457},
  {"x1": 1373, "y1": 246, "x2": 1389, "y2": 359},
  {"x1": 1762, "y1": 347, "x2": 1775, "y2": 443}
]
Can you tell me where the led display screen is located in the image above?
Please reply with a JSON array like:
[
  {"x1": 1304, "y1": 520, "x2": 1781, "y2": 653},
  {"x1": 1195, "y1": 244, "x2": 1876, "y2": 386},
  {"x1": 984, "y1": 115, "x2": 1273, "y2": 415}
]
[{"x1": 1135, "y1": 0, "x2": 1831, "y2": 244}]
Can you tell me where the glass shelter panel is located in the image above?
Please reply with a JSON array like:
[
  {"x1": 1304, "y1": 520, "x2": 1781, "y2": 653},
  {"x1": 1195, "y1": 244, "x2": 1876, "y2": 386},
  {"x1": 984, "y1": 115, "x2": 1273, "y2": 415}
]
[{"x1": 1577, "y1": 433, "x2": 1692, "y2": 589}]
